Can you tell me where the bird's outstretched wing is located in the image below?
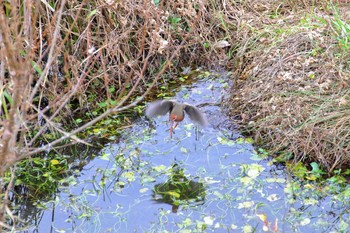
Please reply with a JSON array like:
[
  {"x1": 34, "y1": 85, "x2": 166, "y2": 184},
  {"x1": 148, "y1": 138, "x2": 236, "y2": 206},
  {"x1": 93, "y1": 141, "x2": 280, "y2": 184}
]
[
  {"x1": 184, "y1": 104, "x2": 208, "y2": 126},
  {"x1": 145, "y1": 100, "x2": 174, "y2": 117}
]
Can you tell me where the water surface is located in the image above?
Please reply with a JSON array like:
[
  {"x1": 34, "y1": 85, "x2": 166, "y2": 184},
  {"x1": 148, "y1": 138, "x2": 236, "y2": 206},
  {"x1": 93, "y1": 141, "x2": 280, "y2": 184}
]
[{"x1": 27, "y1": 74, "x2": 350, "y2": 233}]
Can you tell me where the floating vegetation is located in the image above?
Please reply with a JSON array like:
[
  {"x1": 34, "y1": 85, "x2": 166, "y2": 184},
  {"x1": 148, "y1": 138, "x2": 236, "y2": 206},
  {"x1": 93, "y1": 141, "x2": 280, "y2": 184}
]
[{"x1": 153, "y1": 163, "x2": 206, "y2": 212}]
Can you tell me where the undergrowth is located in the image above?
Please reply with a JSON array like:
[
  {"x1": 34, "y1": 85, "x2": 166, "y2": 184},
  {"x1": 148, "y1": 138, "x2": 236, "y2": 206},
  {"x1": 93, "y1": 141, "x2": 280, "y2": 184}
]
[{"x1": 226, "y1": 0, "x2": 350, "y2": 174}]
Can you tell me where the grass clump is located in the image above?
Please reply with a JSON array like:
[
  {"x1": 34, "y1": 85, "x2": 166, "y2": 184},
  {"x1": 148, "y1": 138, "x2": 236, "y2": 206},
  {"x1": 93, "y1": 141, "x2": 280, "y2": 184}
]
[{"x1": 225, "y1": 0, "x2": 350, "y2": 174}]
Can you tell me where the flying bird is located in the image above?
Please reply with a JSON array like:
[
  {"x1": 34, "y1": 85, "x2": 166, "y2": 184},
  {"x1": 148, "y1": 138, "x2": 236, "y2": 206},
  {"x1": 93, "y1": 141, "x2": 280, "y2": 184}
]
[{"x1": 145, "y1": 100, "x2": 208, "y2": 138}]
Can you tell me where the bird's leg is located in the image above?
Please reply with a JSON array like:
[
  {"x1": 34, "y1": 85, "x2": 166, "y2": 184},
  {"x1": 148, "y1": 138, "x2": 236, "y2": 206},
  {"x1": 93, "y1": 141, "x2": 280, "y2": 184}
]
[
  {"x1": 169, "y1": 115, "x2": 178, "y2": 139},
  {"x1": 170, "y1": 120, "x2": 174, "y2": 139},
  {"x1": 173, "y1": 122, "x2": 179, "y2": 129},
  {"x1": 170, "y1": 122, "x2": 179, "y2": 139},
  {"x1": 172, "y1": 115, "x2": 179, "y2": 130}
]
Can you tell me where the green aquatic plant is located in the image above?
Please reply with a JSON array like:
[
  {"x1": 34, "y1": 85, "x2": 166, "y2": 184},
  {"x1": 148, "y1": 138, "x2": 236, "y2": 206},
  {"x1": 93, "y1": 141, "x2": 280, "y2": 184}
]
[
  {"x1": 11, "y1": 155, "x2": 68, "y2": 199},
  {"x1": 153, "y1": 163, "x2": 206, "y2": 212}
]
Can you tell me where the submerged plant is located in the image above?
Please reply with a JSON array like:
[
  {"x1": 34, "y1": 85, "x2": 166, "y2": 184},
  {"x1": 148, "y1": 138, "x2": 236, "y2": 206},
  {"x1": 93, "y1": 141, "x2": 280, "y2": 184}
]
[{"x1": 153, "y1": 163, "x2": 206, "y2": 212}]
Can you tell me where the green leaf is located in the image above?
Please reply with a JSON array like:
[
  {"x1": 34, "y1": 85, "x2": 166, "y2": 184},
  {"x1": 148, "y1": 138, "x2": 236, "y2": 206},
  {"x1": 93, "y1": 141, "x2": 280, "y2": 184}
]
[
  {"x1": 141, "y1": 176, "x2": 156, "y2": 183},
  {"x1": 169, "y1": 16, "x2": 181, "y2": 24},
  {"x1": 179, "y1": 77, "x2": 186, "y2": 82},
  {"x1": 212, "y1": 190, "x2": 224, "y2": 199},
  {"x1": 310, "y1": 162, "x2": 320, "y2": 172},
  {"x1": 245, "y1": 137, "x2": 254, "y2": 144},
  {"x1": 153, "y1": 0, "x2": 160, "y2": 6},
  {"x1": 87, "y1": 9, "x2": 98, "y2": 19},
  {"x1": 287, "y1": 162, "x2": 307, "y2": 179},
  {"x1": 3, "y1": 90, "x2": 13, "y2": 105},
  {"x1": 246, "y1": 163, "x2": 265, "y2": 179},
  {"x1": 165, "y1": 191, "x2": 180, "y2": 198},
  {"x1": 236, "y1": 138, "x2": 245, "y2": 144},
  {"x1": 250, "y1": 152, "x2": 264, "y2": 161},
  {"x1": 273, "y1": 152, "x2": 293, "y2": 163},
  {"x1": 153, "y1": 165, "x2": 167, "y2": 172},
  {"x1": 139, "y1": 188, "x2": 149, "y2": 193},
  {"x1": 237, "y1": 201, "x2": 254, "y2": 209},
  {"x1": 180, "y1": 147, "x2": 188, "y2": 153},
  {"x1": 31, "y1": 61, "x2": 43, "y2": 75},
  {"x1": 239, "y1": 176, "x2": 253, "y2": 186},
  {"x1": 123, "y1": 171, "x2": 136, "y2": 182},
  {"x1": 217, "y1": 136, "x2": 235, "y2": 146},
  {"x1": 109, "y1": 87, "x2": 115, "y2": 93},
  {"x1": 99, "y1": 102, "x2": 107, "y2": 107},
  {"x1": 50, "y1": 159, "x2": 60, "y2": 165},
  {"x1": 100, "y1": 152, "x2": 110, "y2": 160}
]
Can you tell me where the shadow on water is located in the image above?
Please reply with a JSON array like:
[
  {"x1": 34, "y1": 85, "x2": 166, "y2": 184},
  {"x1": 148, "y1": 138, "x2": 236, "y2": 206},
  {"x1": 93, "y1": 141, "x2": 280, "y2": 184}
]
[{"x1": 20, "y1": 73, "x2": 350, "y2": 232}]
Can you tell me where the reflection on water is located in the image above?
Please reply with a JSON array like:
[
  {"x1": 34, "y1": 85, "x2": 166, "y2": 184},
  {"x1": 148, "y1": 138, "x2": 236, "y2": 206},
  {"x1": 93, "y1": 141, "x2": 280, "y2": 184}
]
[{"x1": 20, "y1": 74, "x2": 350, "y2": 233}]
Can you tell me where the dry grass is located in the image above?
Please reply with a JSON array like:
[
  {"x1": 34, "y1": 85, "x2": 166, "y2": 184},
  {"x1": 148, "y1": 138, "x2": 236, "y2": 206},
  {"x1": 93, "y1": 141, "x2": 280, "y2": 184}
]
[
  {"x1": 0, "y1": 0, "x2": 231, "y2": 228},
  {"x1": 0, "y1": 0, "x2": 229, "y2": 171},
  {"x1": 225, "y1": 0, "x2": 350, "y2": 174}
]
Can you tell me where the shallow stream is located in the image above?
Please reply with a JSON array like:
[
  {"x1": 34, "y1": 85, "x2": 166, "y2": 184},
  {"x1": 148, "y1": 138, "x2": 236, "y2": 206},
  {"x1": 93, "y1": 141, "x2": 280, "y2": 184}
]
[{"x1": 27, "y1": 74, "x2": 349, "y2": 232}]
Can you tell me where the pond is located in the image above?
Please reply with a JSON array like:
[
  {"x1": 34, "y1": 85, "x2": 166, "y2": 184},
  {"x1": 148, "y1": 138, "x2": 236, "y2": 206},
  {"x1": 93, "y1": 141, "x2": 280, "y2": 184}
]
[{"x1": 24, "y1": 73, "x2": 350, "y2": 232}]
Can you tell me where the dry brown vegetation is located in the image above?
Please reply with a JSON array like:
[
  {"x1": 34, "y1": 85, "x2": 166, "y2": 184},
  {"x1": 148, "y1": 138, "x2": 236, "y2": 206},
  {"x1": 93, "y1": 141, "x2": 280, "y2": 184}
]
[
  {"x1": 0, "y1": 0, "x2": 228, "y2": 229},
  {"x1": 0, "y1": 0, "x2": 228, "y2": 173},
  {"x1": 226, "y1": 0, "x2": 350, "y2": 174}
]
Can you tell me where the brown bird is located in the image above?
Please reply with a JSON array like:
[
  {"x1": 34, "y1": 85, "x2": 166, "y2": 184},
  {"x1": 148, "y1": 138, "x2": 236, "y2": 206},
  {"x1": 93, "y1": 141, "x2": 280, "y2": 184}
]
[{"x1": 145, "y1": 100, "x2": 208, "y2": 138}]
